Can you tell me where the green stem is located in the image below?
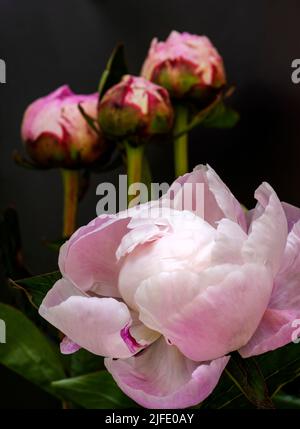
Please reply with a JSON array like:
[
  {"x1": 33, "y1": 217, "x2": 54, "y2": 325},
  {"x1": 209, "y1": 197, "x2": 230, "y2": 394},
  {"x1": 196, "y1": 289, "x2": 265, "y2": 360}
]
[
  {"x1": 142, "y1": 156, "x2": 152, "y2": 201},
  {"x1": 125, "y1": 142, "x2": 144, "y2": 207},
  {"x1": 61, "y1": 169, "x2": 80, "y2": 238},
  {"x1": 173, "y1": 104, "x2": 189, "y2": 177}
]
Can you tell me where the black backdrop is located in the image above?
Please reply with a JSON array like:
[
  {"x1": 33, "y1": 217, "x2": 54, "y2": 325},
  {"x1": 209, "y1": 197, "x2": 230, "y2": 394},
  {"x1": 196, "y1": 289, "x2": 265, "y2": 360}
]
[{"x1": 0, "y1": 0, "x2": 300, "y2": 408}]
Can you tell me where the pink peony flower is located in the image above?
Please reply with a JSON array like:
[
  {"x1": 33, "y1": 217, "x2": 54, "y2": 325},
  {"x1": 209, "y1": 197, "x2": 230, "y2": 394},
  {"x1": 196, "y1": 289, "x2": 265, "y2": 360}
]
[
  {"x1": 141, "y1": 31, "x2": 226, "y2": 99},
  {"x1": 21, "y1": 85, "x2": 106, "y2": 168},
  {"x1": 98, "y1": 75, "x2": 173, "y2": 142},
  {"x1": 39, "y1": 165, "x2": 299, "y2": 409}
]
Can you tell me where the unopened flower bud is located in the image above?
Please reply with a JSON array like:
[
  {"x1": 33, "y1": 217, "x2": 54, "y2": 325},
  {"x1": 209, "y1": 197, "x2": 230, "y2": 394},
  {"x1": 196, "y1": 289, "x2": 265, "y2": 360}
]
[
  {"x1": 21, "y1": 85, "x2": 106, "y2": 168},
  {"x1": 98, "y1": 75, "x2": 173, "y2": 143},
  {"x1": 141, "y1": 31, "x2": 226, "y2": 99}
]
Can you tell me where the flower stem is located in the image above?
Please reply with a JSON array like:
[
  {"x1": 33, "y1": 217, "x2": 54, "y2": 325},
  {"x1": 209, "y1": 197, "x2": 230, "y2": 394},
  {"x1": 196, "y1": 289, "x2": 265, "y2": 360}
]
[
  {"x1": 61, "y1": 169, "x2": 80, "y2": 238},
  {"x1": 173, "y1": 104, "x2": 189, "y2": 177},
  {"x1": 142, "y1": 156, "x2": 152, "y2": 202},
  {"x1": 125, "y1": 141, "x2": 144, "y2": 207}
]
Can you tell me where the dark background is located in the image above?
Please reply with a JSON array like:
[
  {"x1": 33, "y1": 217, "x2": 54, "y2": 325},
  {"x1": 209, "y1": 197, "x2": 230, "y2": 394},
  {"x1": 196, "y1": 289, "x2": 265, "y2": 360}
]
[{"x1": 0, "y1": 0, "x2": 300, "y2": 408}]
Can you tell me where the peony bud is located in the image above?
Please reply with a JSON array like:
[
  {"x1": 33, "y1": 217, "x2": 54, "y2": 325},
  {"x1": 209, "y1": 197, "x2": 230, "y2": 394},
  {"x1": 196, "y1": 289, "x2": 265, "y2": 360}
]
[
  {"x1": 141, "y1": 31, "x2": 226, "y2": 99},
  {"x1": 21, "y1": 85, "x2": 106, "y2": 168},
  {"x1": 98, "y1": 75, "x2": 173, "y2": 143}
]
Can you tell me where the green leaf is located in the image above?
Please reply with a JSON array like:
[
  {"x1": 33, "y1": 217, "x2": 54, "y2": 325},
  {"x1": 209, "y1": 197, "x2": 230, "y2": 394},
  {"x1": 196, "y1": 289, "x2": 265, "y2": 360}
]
[
  {"x1": 273, "y1": 394, "x2": 300, "y2": 409},
  {"x1": 257, "y1": 342, "x2": 300, "y2": 397},
  {"x1": 173, "y1": 89, "x2": 239, "y2": 139},
  {"x1": 203, "y1": 343, "x2": 300, "y2": 409},
  {"x1": 98, "y1": 44, "x2": 128, "y2": 100},
  {"x1": 70, "y1": 349, "x2": 104, "y2": 377},
  {"x1": 78, "y1": 104, "x2": 101, "y2": 136},
  {"x1": 201, "y1": 102, "x2": 240, "y2": 129},
  {"x1": 42, "y1": 238, "x2": 66, "y2": 252},
  {"x1": 224, "y1": 352, "x2": 274, "y2": 408},
  {"x1": 0, "y1": 303, "x2": 65, "y2": 394},
  {"x1": 13, "y1": 150, "x2": 48, "y2": 170},
  {"x1": 201, "y1": 369, "x2": 246, "y2": 409},
  {"x1": 173, "y1": 97, "x2": 220, "y2": 139},
  {"x1": 11, "y1": 271, "x2": 61, "y2": 308},
  {"x1": 52, "y1": 371, "x2": 138, "y2": 409}
]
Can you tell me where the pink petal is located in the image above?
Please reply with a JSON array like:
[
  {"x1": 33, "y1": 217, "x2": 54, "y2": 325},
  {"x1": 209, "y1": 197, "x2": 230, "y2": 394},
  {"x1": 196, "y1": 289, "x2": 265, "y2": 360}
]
[
  {"x1": 21, "y1": 85, "x2": 98, "y2": 142},
  {"x1": 239, "y1": 309, "x2": 298, "y2": 358},
  {"x1": 116, "y1": 206, "x2": 175, "y2": 260},
  {"x1": 211, "y1": 218, "x2": 247, "y2": 265},
  {"x1": 21, "y1": 86, "x2": 72, "y2": 142},
  {"x1": 118, "y1": 210, "x2": 216, "y2": 310},
  {"x1": 164, "y1": 164, "x2": 247, "y2": 230},
  {"x1": 59, "y1": 203, "x2": 164, "y2": 297},
  {"x1": 58, "y1": 214, "x2": 130, "y2": 297},
  {"x1": 243, "y1": 182, "x2": 287, "y2": 276},
  {"x1": 282, "y1": 202, "x2": 300, "y2": 232},
  {"x1": 39, "y1": 278, "x2": 134, "y2": 358},
  {"x1": 205, "y1": 165, "x2": 247, "y2": 230},
  {"x1": 278, "y1": 217, "x2": 300, "y2": 274},
  {"x1": 105, "y1": 337, "x2": 229, "y2": 409},
  {"x1": 135, "y1": 265, "x2": 273, "y2": 361},
  {"x1": 240, "y1": 219, "x2": 300, "y2": 357},
  {"x1": 117, "y1": 206, "x2": 210, "y2": 261},
  {"x1": 141, "y1": 31, "x2": 225, "y2": 88},
  {"x1": 120, "y1": 322, "x2": 160, "y2": 354},
  {"x1": 60, "y1": 336, "x2": 81, "y2": 355}
]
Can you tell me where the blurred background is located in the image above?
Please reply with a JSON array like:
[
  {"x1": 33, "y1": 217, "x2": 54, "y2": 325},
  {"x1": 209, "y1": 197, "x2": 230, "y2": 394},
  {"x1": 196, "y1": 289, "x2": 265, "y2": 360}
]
[{"x1": 0, "y1": 0, "x2": 300, "y2": 408}]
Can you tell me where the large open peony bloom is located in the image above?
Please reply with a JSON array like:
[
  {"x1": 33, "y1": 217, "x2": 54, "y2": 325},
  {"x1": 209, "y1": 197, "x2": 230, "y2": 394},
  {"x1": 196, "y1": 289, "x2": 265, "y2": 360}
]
[{"x1": 39, "y1": 165, "x2": 300, "y2": 408}]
